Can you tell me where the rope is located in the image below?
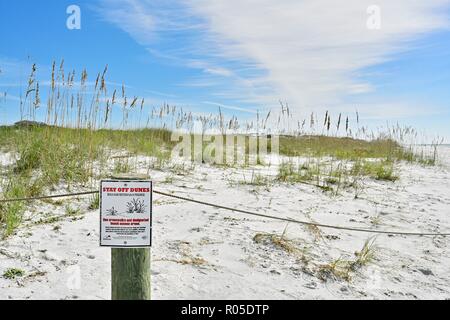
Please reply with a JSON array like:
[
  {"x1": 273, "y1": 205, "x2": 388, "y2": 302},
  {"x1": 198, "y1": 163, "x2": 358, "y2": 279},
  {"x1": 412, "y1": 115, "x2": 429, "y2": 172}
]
[
  {"x1": 1, "y1": 189, "x2": 449, "y2": 237},
  {"x1": 0, "y1": 190, "x2": 98, "y2": 203},
  {"x1": 152, "y1": 190, "x2": 450, "y2": 236}
]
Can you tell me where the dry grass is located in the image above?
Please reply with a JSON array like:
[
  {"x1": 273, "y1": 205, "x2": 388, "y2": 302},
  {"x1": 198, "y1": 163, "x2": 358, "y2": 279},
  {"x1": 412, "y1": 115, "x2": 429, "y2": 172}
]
[
  {"x1": 253, "y1": 226, "x2": 309, "y2": 264},
  {"x1": 156, "y1": 240, "x2": 209, "y2": 267},
  {"x1": 318, "y1": 237, "x2": 377, "y2": 281},
  {"x1": 0, "y1": 61, "x2": 441, "y2": 236}
]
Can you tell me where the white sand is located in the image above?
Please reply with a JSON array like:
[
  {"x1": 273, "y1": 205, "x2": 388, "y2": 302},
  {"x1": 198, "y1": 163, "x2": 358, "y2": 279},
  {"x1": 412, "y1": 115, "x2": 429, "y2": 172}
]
[{"x1": 0, "y1": 147, "x2": 449, "y2": 300}]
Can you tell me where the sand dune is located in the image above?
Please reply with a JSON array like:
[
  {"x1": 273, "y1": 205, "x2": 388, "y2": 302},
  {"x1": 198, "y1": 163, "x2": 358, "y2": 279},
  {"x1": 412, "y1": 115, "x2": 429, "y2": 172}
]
[{"x1": 0, "y1": 147, "x2": 449, "y2": 300}]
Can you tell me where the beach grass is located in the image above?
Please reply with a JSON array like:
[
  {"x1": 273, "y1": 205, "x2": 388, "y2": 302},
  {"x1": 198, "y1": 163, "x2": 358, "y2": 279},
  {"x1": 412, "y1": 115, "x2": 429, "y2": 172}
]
[{"x1": 0, "y1": 61, "x2": 442, "y2": 237}]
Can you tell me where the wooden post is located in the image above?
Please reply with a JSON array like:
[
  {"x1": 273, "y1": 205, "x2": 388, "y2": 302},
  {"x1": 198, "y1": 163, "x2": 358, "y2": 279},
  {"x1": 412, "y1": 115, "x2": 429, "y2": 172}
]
[
  {"x1": 110, "y1": 174, "x2": 151, "y2": 300},
  {"x1": 111, "y1": 248, "x2": 151, "y2": 300}
]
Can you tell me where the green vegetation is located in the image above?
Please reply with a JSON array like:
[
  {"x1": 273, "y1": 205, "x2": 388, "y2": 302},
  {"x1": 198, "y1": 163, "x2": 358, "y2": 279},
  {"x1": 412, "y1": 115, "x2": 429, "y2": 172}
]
[
  {"x1": 65, "y1": 205, "x2": 81, "y2": 217},
  {"x1": 276, "y1": 157, "x2": 399, "y2": 196},
  {"x1": 238, "y1": 170, "x2": 272, "y2": 187},
  {"x1": 0, "y1": 174, "x2": 43, "y2": 238},
  {"x1": 2, "y1": 268, "x2": 25, "y2": 280},
  {"x1": 88, "y1": 193, "x2": 100, "y2": 210},
  {"x1": 0, "y1": 125, "x2": 174, "y2": 237},
  {"x1": 351, "y1": 159, "x2": 399, "y2": 182},
  {"x1": 0, "y1": 61, "x2": 441, "y2": 237},
  {"x1": 279, "y1": 135, "x2": 402, "y2": 159}
]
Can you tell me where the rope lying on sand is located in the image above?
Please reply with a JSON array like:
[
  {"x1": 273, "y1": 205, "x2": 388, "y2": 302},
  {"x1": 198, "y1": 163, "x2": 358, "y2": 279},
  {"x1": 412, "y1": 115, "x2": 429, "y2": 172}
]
[
  {"x1": 0, "y1": 191, "x2": 99, "y2": 203},
  {"x1": 1, "y1": 189, "x2": 449, "y2": 237}
]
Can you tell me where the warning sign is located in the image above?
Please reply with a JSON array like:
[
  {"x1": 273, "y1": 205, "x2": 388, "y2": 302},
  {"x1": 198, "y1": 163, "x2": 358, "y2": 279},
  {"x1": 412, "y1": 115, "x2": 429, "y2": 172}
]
[{"x1": 100, "y1": 180, "x2": 152, "y2": 247}]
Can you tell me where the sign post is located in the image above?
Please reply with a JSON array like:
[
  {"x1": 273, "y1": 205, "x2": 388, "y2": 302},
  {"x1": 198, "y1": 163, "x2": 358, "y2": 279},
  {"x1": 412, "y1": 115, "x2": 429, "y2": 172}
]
[{"x1": 100, "y1": 174, "x2": 152, "y2": 300}]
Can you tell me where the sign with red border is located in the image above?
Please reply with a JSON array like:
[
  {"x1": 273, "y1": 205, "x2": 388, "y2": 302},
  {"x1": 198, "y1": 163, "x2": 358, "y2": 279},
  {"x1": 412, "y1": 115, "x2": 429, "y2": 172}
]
[{"x1": 100, "y1": 180, "x2": 152, "y2": 247}]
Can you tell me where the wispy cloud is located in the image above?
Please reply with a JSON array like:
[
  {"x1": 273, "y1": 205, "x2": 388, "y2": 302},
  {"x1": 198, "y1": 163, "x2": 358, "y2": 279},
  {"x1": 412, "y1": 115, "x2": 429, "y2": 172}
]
[
  {"x1": 97, "y1": 0, "x2": 157, "y2": 45},
  {"x1": 97, "y1": 0, "x2": 450, "y2": 118},
  {"x1": 202, "y1": 101, "x2": 258, "y2": 114},
  {"x1": 189, "y1": 61, "x2": 233, "y2": 77}
]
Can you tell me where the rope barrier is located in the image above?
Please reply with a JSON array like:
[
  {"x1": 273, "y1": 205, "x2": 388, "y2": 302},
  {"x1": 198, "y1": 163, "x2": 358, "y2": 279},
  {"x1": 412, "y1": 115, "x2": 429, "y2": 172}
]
[
  {"x1": 0, "y1": 190, "x2": 98, "y2": 203},
  {"x1": 152, "y1": 190, "x2": 450, "y2": 236},
  {"x1": 1, "y1": 188, "x2": 449, "y2": 237}
]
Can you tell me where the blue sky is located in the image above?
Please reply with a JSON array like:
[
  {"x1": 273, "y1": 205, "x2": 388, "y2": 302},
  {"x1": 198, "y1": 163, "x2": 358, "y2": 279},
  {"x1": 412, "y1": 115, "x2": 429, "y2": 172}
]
[{"x1": 1, "y1": 0, "x2": 450, "y2": 141}]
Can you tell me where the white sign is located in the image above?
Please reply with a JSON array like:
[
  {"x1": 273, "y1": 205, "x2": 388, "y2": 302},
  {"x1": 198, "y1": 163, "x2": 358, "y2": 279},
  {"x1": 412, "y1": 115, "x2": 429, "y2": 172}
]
[{"x1": 100, "y1": 180, "x2": 152, "y2": 247}]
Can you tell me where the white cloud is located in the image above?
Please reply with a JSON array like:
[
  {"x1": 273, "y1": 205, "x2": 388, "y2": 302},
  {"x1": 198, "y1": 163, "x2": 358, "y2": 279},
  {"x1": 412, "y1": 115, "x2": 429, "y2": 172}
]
[
  {"x1": 186, "y1": 0, "x2": 449, "y2": 111},
  {"x1": 98, "y1": 0, "x2": 157, "y2": 45},
  {"x1": 97, "y1": 0, "x2": 450, "y2": 119},
  {"x1": 187, "y1": 60, "x2": 234, "y2": 77},
  {"x1": 202, "y1": 101, "x2": 258, "y2": 114},
  {"x1": 202, "y1": 66, "x2": 233, "y2": 77}
]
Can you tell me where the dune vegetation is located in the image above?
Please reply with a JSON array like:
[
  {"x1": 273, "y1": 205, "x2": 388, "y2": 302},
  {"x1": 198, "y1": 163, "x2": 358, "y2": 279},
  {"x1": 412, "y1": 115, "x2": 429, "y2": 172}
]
[{"x1": 0, "y1": 61, "x2": 442, "y2": 238}]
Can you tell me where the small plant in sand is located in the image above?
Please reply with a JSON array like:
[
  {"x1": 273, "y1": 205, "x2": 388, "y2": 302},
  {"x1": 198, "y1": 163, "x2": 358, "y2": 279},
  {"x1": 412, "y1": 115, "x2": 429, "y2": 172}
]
[
  {"x1": 277, "y1": 161, "x2": 315, "y2": 184},
  {"x1": 65, "y1": 205, "x2": 81, "y2": 217},
  {"x1": 303, "y1": 211, "x2": 324, "y2": 241},
  {"x1": 169, "y1": 162, "x2": 195, "y2": 176},
  {"x1": 163, "y1": 174, "x2": 175, "y2": 184},
  {"x1": 113, "y1": 158, "x2": 131, "y2": 174},
  {"x1": 253, "y1": 224, "x2": 309, "y2": 264},
  {"x1": 156, "y1": 240, "x2": 208, "y2": 267},
  {"x1": 2, "y1": 268, "x2": 25, "y2": 280},
  {"x1": 370, "y1": 212, "x2": 382, "y2": 226},
  {"x1": 88, "y1": 193, "x2": 100, "y2": 210},
  {"x1": 239, "y1": 170, "x2": 272, "y2": 187},
  {"x1": 374, "y1": 163, "x2": 398, "y2": 182},
  {"x1": 0, "y1": 174, "x2": 41, "y2": 238},
  {"x1": 318, "y1": 237, "x2": 377, "y2": 282}
]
